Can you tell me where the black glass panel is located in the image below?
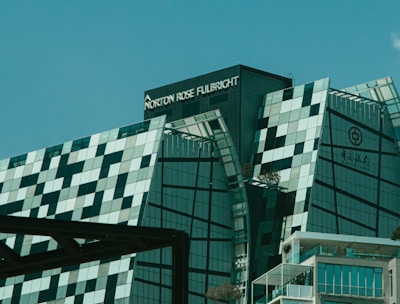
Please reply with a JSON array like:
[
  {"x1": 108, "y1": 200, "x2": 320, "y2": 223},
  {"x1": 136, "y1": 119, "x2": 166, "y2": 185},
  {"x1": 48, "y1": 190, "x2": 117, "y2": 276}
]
[
  {"x1": 20, "y1": 173, "x2": 39, "y2": 188},
  {"x1": 114, "y1": 173, "x2": 128, "y2": 199},
  {"x1": 274, "y1": 136, "x2": 286, "y2": 148},
  {"x1": 78, "y1": 181, "x2": 97, "y2": 196},
  {"x1": 257, "y1": 117, "x2": 269, "y2": 130},
  {"x1": 294, "y1": 142, "x2": 304, "y2": 155},
  {"x1": 208, "y1": 119, "x2": 221, "y2": 132},
  {"x1": 253, "y1": 153, "x2": 262, "y2": 165},
  {"x1": 71, "y1": 137, "x2": 90, "y2": 152},
  {"x1": 283, "y1": 88, "x2": 294, "y2": 101},
  {"x1": 310, "y1": 103, "x2": 320, "y2": 116},
  {"x1": 302, "y1": 82, "x2": 314, "y2": 107},
  {"x1": 140, "y1": 155, "x2": 151, "y2": 168},
  {"x1": 118, "y1": 121, "x2": 151, "y2": 139},
  {"x1": 8, "y1": 154, "x2": 27, "y2": 169},
  {"x1": 96, "y1": 143, "x2": 106, "y2": 156},
  {"x1": 313, "y1": 138, "x2": 319, "y2": 150},
  {"x1": 264, "y1": 127, "x2": 277, "y2": 150}
]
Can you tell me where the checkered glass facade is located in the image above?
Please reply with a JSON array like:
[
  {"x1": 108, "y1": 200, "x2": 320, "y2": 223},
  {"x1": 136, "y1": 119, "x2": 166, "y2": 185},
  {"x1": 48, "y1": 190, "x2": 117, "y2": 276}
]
[
  {"x1": 0, "y1": 116, "x2": 166, "y2": 303},
  {"x1": 251, "y1": 76, "x2": 400, "y2": 245},
  {"x1": 252, "y1": 78, "x2": 329, "y2": 240},
  {"x1": 0, "y1": 110, "x2": 250, "y2": 303},
  {"x1": 308, "y1": 78, "x2": 400, "y2": 237}
]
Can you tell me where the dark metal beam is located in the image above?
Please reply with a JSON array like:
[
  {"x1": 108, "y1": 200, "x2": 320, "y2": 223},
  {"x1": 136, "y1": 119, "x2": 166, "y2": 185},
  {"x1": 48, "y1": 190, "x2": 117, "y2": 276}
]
[
  {"x1": 53, "y1": 236, "x2": 80, "y2": 254},
  {"x1": 172, "y1": 231, "x2": 189, "y2": 304},
  {"x1": 0, "y1": 215, "x2": 175, "y2": 240},
  {"x1": 0, "y1": 215, "x2": 188, "y2": 303},
  {"x1": 0, "y1": 241, "x2": 21, "y2": 266}
]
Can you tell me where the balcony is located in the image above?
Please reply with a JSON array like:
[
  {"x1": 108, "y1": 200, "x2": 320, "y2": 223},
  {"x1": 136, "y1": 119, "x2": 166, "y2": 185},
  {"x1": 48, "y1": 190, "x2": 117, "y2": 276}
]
[
  {"x1": 267, "y1": 284, "x2": 313, "y2": 304},
  {"x1": 252, "y1": 264, "x2": 314, "y2": 304}
]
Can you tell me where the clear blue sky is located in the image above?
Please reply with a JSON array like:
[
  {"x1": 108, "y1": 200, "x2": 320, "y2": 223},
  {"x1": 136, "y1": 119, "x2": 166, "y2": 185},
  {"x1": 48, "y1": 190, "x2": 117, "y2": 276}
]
[{"x1": 1, "y1": 0, "x2": 400, "y2": 159}]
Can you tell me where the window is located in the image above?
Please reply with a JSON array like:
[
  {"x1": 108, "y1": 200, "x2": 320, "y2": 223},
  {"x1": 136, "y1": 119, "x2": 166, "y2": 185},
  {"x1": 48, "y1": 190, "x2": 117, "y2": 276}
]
[
  {"x1": 208, "y1": 119, "x2": 221, "y2": 133},
  {"x1": 140, "y1": 155, "x2": 151, "y2": 168},
  {"x1": 274, "y1": 136, "x2": 286, "y2": 148},
  {"x1": 309, "y1": 103, "x2": 320, "y2": 116},
  {"x1": 96, "y1": 143, "x2": 106, "y2": 156},
  {"x1": 8, "y1": 154, "x2": 27, "y2": 168},
  {"x1": 318, "y1": 263, "x2": 326, "y2": 292},
  {"x1": 313, "y1": 138, "x2": 319, "y2": 150},
  {"x1": 294, "y1": 142, "x2": 304, "y2": 155},
  {"x1": 326, "y1": 264, "x2": 333, "y2": 293},
  {"x1": 45, "y1": 144, "x2": 63, "y2": 159},
  {"x1": 71, "y1": 137, "x2": 90, "y2": 152},
  {"x1": 283, "y1": 88, "x2": 294, "y2": 101},
  {"x1": 264, "y1": 127, "x2": 277, "y2": 150},
  {"x1": 342, "y1": 265, "x2": 349, "y2": 294},
  {"x1": 271, "y1": 157, "x2": 292, "y2": 171},
  {"x1": 318, "y1": 263, "x2": 383, "y2": 297},
  {"x1": 359, "y1": 267, "x2": 365, "y2": 296},
  {"x1": 375, "y1": 268, "x2": 382, "y2": 297},
  {"x1": 302, "y1": 82, "x2": 314, "y2": 107},
  {"x1": 252, "y1": 153, "x2": 262, "y2": 165},
  {"x1": 257, "y1": 117, "x2": 269, "y2": 130},
  {"x1": 366, "y1": 267, "x2": 373, "y2": 296},
  {"x1": 351, "y1": 266, "x2": 358, "y2": 295},
  {"x1": 334, "y1": 265, "x2": 341, "y2": 294},
  {"x1": 118, "y1": 121, "x2": 150, "y2": 139},
  {"x1": 20, "y1": 173, "x2": 39, "y2": 187}
]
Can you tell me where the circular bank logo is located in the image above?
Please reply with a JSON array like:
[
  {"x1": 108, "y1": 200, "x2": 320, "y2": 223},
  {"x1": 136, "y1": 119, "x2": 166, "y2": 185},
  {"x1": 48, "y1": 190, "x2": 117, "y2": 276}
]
[{"x1": 348, "y1": 126, "x2": 362, "y2": 146}]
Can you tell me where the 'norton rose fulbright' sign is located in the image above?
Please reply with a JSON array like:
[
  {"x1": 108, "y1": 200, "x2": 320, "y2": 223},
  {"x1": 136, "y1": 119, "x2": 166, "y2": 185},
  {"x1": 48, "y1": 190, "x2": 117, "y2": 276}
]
[{"x1": 144, "y1": 76, "x2": 240, "y2": 110}]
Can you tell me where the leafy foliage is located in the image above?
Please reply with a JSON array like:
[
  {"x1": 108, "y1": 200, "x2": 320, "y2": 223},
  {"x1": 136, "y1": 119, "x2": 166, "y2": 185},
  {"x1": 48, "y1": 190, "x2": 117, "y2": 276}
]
[
  {"x1": 391, "y1": 225, "x2": 400, "y2": 240},
  {"x1": 205, "y1": 282, "x2": 242, "y2": 303},
  {"x1": 258, "y1": 170, "x2": 280, "y2": 185}
]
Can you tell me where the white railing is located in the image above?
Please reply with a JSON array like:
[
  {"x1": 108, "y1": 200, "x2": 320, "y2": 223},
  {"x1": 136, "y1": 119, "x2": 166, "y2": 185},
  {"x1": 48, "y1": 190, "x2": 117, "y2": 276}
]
[{"x1": 287, "y1": 284, "x2": 313, "y2": 298}]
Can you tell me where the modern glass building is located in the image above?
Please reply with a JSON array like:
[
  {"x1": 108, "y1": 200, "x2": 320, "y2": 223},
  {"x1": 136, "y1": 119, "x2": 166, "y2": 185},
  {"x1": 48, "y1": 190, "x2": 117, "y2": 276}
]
[
  {"x1": 0, "y1": 65, "x2": 399, "y2": 303},
  {"x1": 0, "y1": 110, "x2": 250, "y2": 303},
  {"x1": 249, "y1": 76, "x2": 400, "y2": 301},
  {"x1": 252, "y1": 231, "x2": 400, "y2": 304},
  {"x1": 132, "y1": 110, "x2": 249, "y2": 303},
  {"x1": 144, "y1": 65, "x2": 292, "y2": 164},
  {"x1": 251, "y1": 76, "x2": 400, "y2": 237},
  {"x1": 0, "y1": 116, "x2": 167, "y2": 303}
]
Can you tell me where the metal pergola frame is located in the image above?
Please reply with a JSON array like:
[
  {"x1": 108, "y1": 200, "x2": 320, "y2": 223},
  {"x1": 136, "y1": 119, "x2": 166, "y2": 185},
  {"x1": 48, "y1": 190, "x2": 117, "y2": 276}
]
[{"x1": 0, "y1": 215, "x2": 188, "y2": 304}]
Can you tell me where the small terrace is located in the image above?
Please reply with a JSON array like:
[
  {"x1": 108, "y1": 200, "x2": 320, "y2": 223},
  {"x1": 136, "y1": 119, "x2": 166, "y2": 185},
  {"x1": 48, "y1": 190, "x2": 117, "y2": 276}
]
[{"x1": 252, "y1": 263, "x2": 313, "y2": 304}]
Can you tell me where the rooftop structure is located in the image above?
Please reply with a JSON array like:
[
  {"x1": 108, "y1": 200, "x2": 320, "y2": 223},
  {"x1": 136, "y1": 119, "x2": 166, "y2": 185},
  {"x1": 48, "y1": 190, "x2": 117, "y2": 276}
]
[{"x1": 252, "y1": 231, "x2": 400, "y2": 303}]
